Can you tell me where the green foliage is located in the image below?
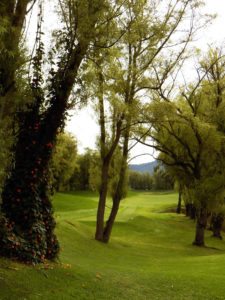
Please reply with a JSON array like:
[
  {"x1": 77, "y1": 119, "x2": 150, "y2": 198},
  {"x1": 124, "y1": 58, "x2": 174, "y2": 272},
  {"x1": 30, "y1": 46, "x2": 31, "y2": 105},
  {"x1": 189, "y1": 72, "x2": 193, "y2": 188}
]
[
  {"x1": 129, "y1": 166, "x2": 174, "y2": 191},
  {"x1": 50, "y1": 132, "x2": 78, "y2": 192},
  {"x1": 89, "y1": 163, "x2": 102, "y2": 193},
  {"x1": 88, "y1": 147, "x2": 127, "y2": 196},
  {"x1": 72, "y1": 149, "x2": 97, "y2": 191},
  {"x1": 152, "y1": 166, "x2": 174, "y2": 191},
  {"x1": 144, "y1": 74, "x2": 225, "y2": 211},
  {"x1": 129, "y1": 171, "x2": 153, "y2": 190},
  {"x1": 139, "y1": 48, "x2": 225, "y2": 245}
]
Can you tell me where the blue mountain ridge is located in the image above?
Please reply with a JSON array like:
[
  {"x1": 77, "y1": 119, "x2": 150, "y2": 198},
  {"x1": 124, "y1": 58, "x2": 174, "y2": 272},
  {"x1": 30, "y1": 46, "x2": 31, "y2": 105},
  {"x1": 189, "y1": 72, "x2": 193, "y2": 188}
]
[{"x1": 129, "y1": 161, "x2": 158, "y2": 174}]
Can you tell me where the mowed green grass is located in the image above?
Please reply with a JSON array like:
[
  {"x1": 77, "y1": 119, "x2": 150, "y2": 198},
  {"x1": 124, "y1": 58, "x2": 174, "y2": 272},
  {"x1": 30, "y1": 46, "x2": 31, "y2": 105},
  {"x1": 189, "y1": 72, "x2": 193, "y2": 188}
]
[{"x1": 1, "y1": 191, "x2": 225, "y2": 299}]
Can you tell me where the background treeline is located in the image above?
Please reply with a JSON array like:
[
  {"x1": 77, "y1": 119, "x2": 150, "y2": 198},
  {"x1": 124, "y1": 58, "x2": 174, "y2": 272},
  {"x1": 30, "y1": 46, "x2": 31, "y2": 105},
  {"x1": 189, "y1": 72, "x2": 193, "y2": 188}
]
[
  {"x1": 129, "y1": 167, "x2": 174, "y2": 191},
  {"x1": 50, "y1": 132, "x2": 174, "y2": 192}
]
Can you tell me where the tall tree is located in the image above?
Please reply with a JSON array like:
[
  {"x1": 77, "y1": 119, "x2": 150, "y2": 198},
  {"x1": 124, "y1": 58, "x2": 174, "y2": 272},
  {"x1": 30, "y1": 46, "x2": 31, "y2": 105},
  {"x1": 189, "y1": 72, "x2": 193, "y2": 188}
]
[
  {"x1": 100, "y1": 0, "x2": 203, "y2": 243},
  {"x1": 138, "y1": 49, "x2": 225, "y2": 246},
  {"x1": 0, "y1": 0, "x2": 110, "y2": 263}
]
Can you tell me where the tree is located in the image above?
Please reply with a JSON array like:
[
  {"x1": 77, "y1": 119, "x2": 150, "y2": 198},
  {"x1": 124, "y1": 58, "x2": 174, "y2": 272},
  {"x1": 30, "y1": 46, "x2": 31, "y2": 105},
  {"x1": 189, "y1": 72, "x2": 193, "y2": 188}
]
[
  {"x1": 0, "y1": 0, "x2": 110, "y2": 263},
  {"x1": 138, "y1": 49, "x2": 225, "y2": 246},
  {"x1": 98, "y1": 0, "x2": 203, "y2": 243},
  {"x1": 92, "y1": 50, "x2": 124, "y2": 242}
]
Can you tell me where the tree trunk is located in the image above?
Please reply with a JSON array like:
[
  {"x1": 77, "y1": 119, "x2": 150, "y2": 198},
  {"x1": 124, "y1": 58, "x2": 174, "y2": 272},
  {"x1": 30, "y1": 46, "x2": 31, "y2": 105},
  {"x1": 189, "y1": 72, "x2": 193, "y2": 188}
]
[
  {"x1": 102, "y1": 122, "x2": 130, "y2": 243},
  {"x1": 95, "y1": 162, "x2": 110, "y2": 241},
  {"x1": 193, "y1": 208, "x2": 208, "y2": 246},
  {"x1": 190, "y1": 204, "x2": 196, "y2": 220},
  {"x1": 185, "y1": 203, "x2": 191, "y2": 217},
  {"x1": 103, "y1": 199, "x2": 120, "y2": 243},
  {"x1": 211, "y1": 213, "x2": 224, "y2": 239},
  {"x1": 0, "y1": 109, "x2": 60, "y2": 262},
  {"x1": 185, "y1": 203, "x2": 196, "y2": 219},
  {"x1": 176, "y1": 187, "x2": 182, "y2": 214}
]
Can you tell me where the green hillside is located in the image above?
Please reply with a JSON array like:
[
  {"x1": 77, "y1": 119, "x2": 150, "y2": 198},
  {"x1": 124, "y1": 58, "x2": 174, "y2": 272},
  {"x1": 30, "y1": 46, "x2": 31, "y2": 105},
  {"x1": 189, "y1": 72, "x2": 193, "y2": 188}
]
[{"x1": 1, "y1": 191, "x2": 225, "y2": 299}]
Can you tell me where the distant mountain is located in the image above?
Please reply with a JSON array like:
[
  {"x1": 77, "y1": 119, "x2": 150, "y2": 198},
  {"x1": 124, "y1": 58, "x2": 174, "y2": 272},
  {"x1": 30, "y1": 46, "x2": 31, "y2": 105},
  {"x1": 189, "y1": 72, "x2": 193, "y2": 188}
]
[{"x1": 129, "y1": 161, "x2": 158, "y2": 174}]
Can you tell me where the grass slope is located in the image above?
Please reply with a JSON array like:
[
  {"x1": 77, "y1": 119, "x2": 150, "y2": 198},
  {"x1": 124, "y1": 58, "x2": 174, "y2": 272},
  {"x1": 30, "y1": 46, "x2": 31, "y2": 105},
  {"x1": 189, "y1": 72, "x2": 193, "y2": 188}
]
[{"x1": 1, "y1": 191, "x2": 225, "y2": 299}]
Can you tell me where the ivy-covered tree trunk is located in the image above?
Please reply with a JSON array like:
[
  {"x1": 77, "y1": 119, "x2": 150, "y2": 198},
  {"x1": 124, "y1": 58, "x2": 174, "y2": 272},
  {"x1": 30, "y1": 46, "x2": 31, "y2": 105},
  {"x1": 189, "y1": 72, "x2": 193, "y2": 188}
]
[
  {"x1": 193, "y1": 208, "x2": 208, "y2": 247},
  {"x1": 0, "y1": 0, "x2": 104, "y2": 262},
  {"x1": 0, "y1": 51, "x2": 86, "y2": 262},
  {"x1": 0, "y1": 109, "x2": 59, "y2": 262}
]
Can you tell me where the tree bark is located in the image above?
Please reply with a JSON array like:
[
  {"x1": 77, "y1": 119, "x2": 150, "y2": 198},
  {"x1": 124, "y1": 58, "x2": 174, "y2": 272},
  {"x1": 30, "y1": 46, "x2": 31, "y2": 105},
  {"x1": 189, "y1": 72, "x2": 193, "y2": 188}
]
[
  {"x1": 0, "y1": 107, "x2": 60, "y2": 262},
  {"x1": 190, "y1": 204, "x2": 196, "y2": 220},
  {"x1": 95, "y1": 120, "x2": 123, "y2": 241},
  {"x1": 176, "y1": 187, "x2": 182, "y2": 214},
  {"x1": 193, "y1": 208, "x2": 208, "y2": 246},
  {"x1": 95, "y1": 161, "x2": 110, "y2": 241},
  {"x1": 103, "y1": 199, "x2": 120, "y2": 243},
  {"x1": 185, "y1": 203, "x2": 196, "y2": 219},
  {"x1": 185, "y1": 203, "x2": 191, "y2": 217},
  {"x1": 101, "y1": 122, "x2": 130, "y2": 243},
  {"x1": 211, "y1": 213, "x2": 224, "y2": 239}
]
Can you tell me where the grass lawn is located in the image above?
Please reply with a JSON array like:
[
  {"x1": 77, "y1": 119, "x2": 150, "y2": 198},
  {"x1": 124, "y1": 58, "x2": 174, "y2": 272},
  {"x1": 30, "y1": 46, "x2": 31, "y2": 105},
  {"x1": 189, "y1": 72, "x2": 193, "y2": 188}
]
[{"x1": 1, "y1": 191, "x2": 225, "y2": 299}]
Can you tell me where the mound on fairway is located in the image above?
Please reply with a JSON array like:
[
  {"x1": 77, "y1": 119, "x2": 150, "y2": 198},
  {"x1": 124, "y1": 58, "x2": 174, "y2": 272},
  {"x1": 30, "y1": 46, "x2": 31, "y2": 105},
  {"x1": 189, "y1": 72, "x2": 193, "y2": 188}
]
[{"x1": 1, "y1": 191, "x2": 225, "y2": 299}]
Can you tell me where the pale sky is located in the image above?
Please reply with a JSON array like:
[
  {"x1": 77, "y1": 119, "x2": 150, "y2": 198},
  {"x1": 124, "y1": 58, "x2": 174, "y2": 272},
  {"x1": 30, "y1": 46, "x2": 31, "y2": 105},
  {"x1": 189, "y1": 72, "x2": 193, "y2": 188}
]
[{"x1": 27, "y1": 1, "x2": 225, "y2": 164}]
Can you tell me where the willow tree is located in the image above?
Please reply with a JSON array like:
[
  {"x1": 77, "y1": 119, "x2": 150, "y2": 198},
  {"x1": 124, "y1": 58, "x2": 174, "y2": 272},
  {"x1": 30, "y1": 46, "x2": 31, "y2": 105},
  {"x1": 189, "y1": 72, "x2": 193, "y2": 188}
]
[
  {"x1": 0, "y1": 0, "x2": 110, "y2": 263},
  {"x1": 91, "y1": 50, "x2": 126, "y2": 242},
  {"x1": 94, "y1": 0, "x2": 206, "y2": 243},
  {"x1": 75, "y1": 17, "x2": 126, "y2": 242},
  {"x1": 198, "y1": 48, "x2": 225, "y2": 239},
  {"x1": 138, "y1": 49, "x2": 225, "y2": 246}
]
